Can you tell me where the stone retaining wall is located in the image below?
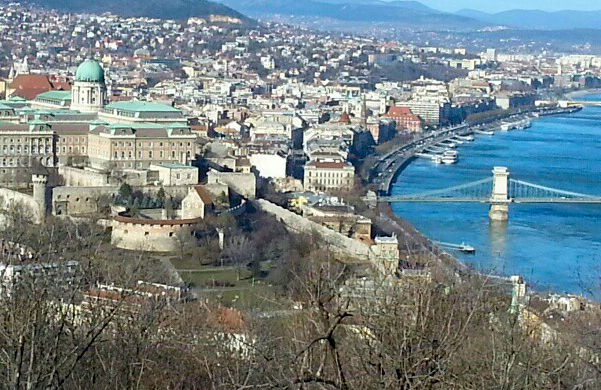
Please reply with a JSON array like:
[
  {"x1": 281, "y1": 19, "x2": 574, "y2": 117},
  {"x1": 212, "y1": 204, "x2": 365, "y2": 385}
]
[{"x1": 255, "y1": 199, "x2": 372, "y2": 263}]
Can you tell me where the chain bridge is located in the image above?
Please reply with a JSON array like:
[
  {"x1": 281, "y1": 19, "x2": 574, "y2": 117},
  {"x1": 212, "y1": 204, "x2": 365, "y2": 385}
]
[{"x1": 377, "y1": 167, "x2": 601, "y2": 221}]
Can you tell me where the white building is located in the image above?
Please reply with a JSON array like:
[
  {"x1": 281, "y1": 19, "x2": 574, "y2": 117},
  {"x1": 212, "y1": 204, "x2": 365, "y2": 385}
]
[
  {"x1": 249, "y1": 152, "x2": 288, "y2": 179},
  {"x1": 304, "y1": 160, "x2": 355, "y2": 193},
  {"x1": 149, "y1": 163, "x2": 199, "y2": 186}
]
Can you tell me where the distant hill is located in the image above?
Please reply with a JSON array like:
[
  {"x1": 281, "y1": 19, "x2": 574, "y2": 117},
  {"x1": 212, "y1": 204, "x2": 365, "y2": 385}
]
[
  {"x1": 216, "y1": 0, "x2": 487, "y2": 31},
  {"x1": 457, "y1": 9, "x2": 601, "y2": 30},
  {"x1": 319, "y1": 0, "x2": 435, "y2": 12},
  {"x1": 23, "y1": 0, "x2": 248, "y2": 21}
]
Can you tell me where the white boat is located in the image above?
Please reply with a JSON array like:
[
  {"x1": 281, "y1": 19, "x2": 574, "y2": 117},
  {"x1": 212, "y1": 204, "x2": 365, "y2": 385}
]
[
  {"x1": 458, "y1": 243, "x2": 475, "y2": 253},
  {"x1": 456, "y1": 135, "x2": 474, "y2": 142},
  {"x1": 443, "y1": 150, "x2": 458, "y2": 158},
  {"x1": 517, "y1": 120, "x2": 531, "y2": 130},
  {"x1": 475, "y1": 130, "x2": 494, "y2": 135},
  {"x1": 442, "y1": 156, "x2": 457, "y2": 164},
  {"x1": 439, "y1": 141, "x2": 457, "y2": 148}
]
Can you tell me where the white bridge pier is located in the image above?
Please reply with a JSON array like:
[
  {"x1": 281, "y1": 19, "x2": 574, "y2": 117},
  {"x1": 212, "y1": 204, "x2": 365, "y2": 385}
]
[{"x1": 489, "y1": 166, "x2": 510, "y2": 221}]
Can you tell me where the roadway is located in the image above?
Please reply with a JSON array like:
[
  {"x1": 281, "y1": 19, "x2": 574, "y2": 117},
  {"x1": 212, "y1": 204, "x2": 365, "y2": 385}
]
[
  {"x1": 369, "y1": 123, "x2": 474, "y2": 195},
  {"x1": 368, "y1": 109, "x2": 567, "y2": 196}
]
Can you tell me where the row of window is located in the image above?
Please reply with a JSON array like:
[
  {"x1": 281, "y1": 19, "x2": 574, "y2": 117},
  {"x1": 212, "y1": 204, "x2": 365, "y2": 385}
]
[
  {"x1": 112, "y1": 150, "x2": 191, "y2": 159},
  {"x1": 0, "y1": 138, "x2": 51, "y2": 144},
  {"x1": 0, "y1": 157, "x2": 53, "y2": 167},
  {"x1": 307, "y1": 185, "x2": 352, "y2": 191},
  {"x1": 59, "y1": 137, "x2": 86, "y2": 144},
  {"x1": 55, "y1": 194, "x2": 90, "y2": 202},
  {"x1": 59, "y1": 146, "x2": 86, "y2": 154},
  {"x1": 111, "y1": 141, "x2": 192, "y2": 148},
  {"x1": 307, "y1": 179, "x2": 352, "y2": 186},
  {"x1": 305, "y1": 171, "x2": 352, "y2": 178},
  {"x1": 1, "y1": 145, "x2": 51, "y2": 154}
]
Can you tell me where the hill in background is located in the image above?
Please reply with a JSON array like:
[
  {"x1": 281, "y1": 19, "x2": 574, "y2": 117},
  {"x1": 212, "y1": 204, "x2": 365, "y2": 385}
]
[
  {"x1": 216, "y1": 0, "x2": 487, "y2": 31},
  {"x1": 457, "y1": 8, "x2": 601, "y2": 30},
  {"x1": 22, "y1": 0, "x2": 248, "y2": 21}
]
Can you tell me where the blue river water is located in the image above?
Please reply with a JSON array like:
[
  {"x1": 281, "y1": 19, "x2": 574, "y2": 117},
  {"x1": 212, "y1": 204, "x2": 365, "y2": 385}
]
[{"x1": 391, "y1": 101, "x2": 601, "y2": 296}]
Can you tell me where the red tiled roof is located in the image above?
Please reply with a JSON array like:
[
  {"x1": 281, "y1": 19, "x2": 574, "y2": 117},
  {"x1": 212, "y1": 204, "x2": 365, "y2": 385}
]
[
  {"x1": 9, "y1": 74, "x2": 71, "y2": 100},
  {"x1": 338, "y1": 111, "x2": 352, "y2": 124},
  {"x1": 386, "y1": 106, "x2": 413, "y2": 117},
  {"x1": 194, "y1": 186, "x2": 213, "y2": 205}
]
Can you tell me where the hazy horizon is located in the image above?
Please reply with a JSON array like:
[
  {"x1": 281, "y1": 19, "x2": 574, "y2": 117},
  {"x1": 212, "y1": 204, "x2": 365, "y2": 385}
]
[{"x1": 392, "y1": 0, "x2": 601, "y2": 13}]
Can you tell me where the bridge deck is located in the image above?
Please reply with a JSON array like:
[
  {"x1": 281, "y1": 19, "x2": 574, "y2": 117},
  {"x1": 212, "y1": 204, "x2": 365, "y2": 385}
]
[
  {"x1": 378, "y1": 170, "x2": 601, "y2": 205},
  {"x1": 381, "y1": 197, "x2": 601, "y2": 204}
]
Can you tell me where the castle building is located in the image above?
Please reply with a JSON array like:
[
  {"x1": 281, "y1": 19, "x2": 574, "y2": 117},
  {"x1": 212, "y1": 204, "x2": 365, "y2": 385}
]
[
  {"x1": 87, "y1": 123, "x2": 197, "y2": 170},
  {"x1": 0, "y1": 59, "x2": 199, "y2": 188},
  {"x1": 70, "y1": 59, "x2": 108, "y2": 113},
  {"x1": 0, "y1": 121, "x2": 55, "y2": 187}
]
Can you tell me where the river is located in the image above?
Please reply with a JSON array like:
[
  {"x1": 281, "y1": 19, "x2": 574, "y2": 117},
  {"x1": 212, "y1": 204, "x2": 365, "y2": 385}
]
[{"x1": 390, "y1": 100, "x2": 601, "y2": 296}]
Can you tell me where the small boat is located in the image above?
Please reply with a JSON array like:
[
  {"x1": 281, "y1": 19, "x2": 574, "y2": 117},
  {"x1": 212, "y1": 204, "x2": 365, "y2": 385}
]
[
  {"x1": 458, "y1": 243, "x2": 475, "y2": 253},
  {"x1": 475, "y1": 129, "x2": 494, "y2": 135},
  {"x1": 442, "y1": 157, "x2": 457, "y2": 165},
  {"x1": 439, "y1": 141, "x2": 457, "y2": 148},
  {"x1": 456, "y1": 135, "x2": 474, "y2": 142},
  {"x1": 443, "y1": 150, "x2": 458, "y2": 158}
]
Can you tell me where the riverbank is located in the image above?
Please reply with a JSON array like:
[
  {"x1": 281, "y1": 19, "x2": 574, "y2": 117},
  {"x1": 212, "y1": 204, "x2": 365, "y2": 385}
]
[
  {"x1": 388, "y1": 104, "x2": 601, "y2": 296},
  {"x1": 378, "y1": 106, "x2": 581, "y2": 196},
  {"x1": 564, "y1": 88, "x2": 601, "y2": 99},
  {"x1": 365, "y1": 104, "x2": 590, "y2": 293}
]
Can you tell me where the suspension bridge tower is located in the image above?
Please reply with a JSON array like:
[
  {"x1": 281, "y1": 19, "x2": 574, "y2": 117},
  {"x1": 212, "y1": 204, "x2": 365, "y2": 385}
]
[{"x1": 489, "y1": 167, "x2": 510, "y2": 221}]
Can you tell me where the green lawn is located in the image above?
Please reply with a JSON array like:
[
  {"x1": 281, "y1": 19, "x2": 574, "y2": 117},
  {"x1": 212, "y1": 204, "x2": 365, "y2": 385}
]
[
  {"x1": 198, "y1": 286, "x2": 278, "y2": 310},
  {"x1": 169, "y1": 259, "x2": 278, "y2": 310}
]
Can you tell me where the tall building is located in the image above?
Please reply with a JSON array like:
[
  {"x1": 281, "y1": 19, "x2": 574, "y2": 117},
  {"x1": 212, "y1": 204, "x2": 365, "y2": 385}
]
[{"x1": 70, "y1": 59, "x2": 108, "y2": 113}]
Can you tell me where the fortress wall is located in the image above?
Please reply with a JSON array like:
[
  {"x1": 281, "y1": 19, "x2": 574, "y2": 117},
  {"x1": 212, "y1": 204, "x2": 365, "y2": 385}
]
[
  {"x1": 255, "y1": 199, "x2": 372, "y2": 262},
  {"x1": 111, "y1": 217, "x2": 202, "y2": 253},
  {"x1": 0, "y1": 188, "x2": 43, "y2": 223}
]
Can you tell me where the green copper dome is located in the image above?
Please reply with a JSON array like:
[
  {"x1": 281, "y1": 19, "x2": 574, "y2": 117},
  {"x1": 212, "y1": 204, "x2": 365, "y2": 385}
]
[{"x1": 74, "y1": 59, "x2": 105, "y2": 83}]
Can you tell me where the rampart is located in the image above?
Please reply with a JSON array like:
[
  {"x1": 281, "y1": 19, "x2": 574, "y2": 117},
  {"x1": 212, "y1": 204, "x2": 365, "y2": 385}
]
[
  {"x1": 254, "y1": 199, "x2": 372, "y2": 263},
  {"x1": 111, "y1": 213, "x2": 204, "y2": 252},
  {"x1": 0, "y1": 188, "x2": 43, "y2": 223}
]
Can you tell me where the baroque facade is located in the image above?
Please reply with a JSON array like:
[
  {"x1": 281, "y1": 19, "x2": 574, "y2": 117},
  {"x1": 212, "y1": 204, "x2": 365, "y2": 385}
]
[{"x1": 0, "y1": 59, "x2": 198, "y2": 186}]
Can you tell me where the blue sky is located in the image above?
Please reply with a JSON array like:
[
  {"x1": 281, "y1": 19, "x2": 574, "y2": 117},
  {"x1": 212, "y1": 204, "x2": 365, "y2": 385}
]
[{"x1": 416, "y1": 0, "x2": 601, "y2": 13}]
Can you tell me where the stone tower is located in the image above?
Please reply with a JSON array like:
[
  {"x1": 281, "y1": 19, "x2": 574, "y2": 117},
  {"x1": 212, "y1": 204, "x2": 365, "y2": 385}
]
[
  {"x1": 372, "y1": 235, "x2": 400, "y2": 275},
  {"x1": 489, "y1": 166, "x2": 510, "y2": 221},
  {"x1": 70, "y1": 59, "x2": 107, "y2": 113},
  {"x1": 32, "y1": 173, "x2": 48, "y2": 217}
]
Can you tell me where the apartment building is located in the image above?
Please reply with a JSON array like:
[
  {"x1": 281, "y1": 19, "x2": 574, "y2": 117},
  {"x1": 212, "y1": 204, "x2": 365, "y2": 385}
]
[{"x1": 304, "y1": 160, "x2": 355, "y2": 193}]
